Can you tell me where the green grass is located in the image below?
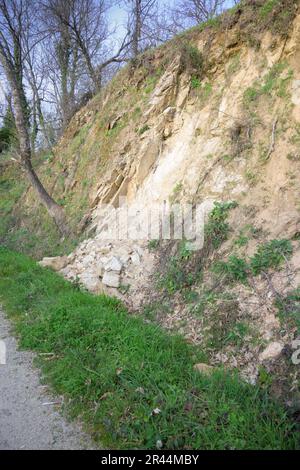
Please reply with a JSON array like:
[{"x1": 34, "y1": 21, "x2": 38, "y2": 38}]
[
  {"x1": 260, "y1": 0, "x2": 280, "y2": 18},
  {"x1": 0, "y1": 161, "x2": 77, "y2": 258},
  {"x1": 137, "y1": 125, "x2": 150, "y2": 135},
  {"x1": 0, "y1": 248, "x2": 298, "y2": 449},
  {"x1": 243, "y1": 62, "x2": 293, "y2": 107}
]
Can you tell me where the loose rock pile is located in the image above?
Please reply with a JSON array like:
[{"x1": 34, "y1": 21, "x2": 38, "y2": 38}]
[{"x1": 40, "y1": 237, "x2": 156, "y2": 308}]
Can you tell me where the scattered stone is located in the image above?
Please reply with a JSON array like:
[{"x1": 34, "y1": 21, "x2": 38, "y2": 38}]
[
  {"x1": 96, "y1": 264, "x2": 104, "y2": 278},
  {"x1": 80, "y1": 272, "x2": 101, "y2": 293},
  {"x1": 105, "y1": 256, "x2": 123, "y2": 273},
  {"x1": 97, "y1": 245, "x2": 112, "y2": 255},
  {"x1": 102, "y1": 271, "x2": 120, "y2": 288},
  {"x1": 120, "y1": 253, "x2": 130, "y2": 265},
  {"x1": 156, "y1": 440, "x2": 163, "y2": 450},
  {"x1": 259, "y1": 342, "x2": 284, "y2": 361},
  {"x1": 193, "y1": 363, "x2": 214, "y2": 376},
  {"x1": 81, "y1": 255, "x2": 95, "y2": 268},
  {"x1": 39, "y1": 256, "x2": 69, "y2": 271},
  {"x1": 131, "y1": 252, "x2": 141, "y2": 265}
]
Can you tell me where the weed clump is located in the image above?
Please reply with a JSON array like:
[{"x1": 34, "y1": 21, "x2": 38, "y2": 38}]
[
  {"x1": 204, "y1": 201, "x2": 238, "y2": 250},
  {"x1": 179, "y1": 42, "x2": 204, "y2": 78},
  {"x1": 243, "y1": 62, "x2": 293, "y2": 107},
  {"x1": 250, "y1": 239, "x2": 293, "y2": 275},
  {"x1": 212, "y1": 256, "x2": 249, "y2": 284},
  {"x1": 212, "y1": 239, "x2": 293, "y2": 285}
]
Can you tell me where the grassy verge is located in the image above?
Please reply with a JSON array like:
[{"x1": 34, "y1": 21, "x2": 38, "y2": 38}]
[
  {"x1": 0, "y1": 162, "x2": 80, "y2": 259},
  {"x1": 0, "y1": 248, "x2": 298, "y2": 450}
]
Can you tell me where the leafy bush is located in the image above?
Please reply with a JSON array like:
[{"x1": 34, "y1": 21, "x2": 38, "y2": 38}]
[
  {"x1": 243, "y1": 62, "x2": 293, "y2": 106},
  {"x1": 204, "y1": 201, "x2": 238, "y2": 250},
  {"x1": 180, "y1": 43, "x2": 204, "y2": 78},
  {"x1": 148, "y1": 239, "x2": 159, "y2": 250},
  {"x1": 260, "y1": 0, "x2": 280, "y2": 18},
  {"x1": 250, "y1": 239, "x2": 293, "y2": 275},
  {"x1": 158, "y1": 255, "x2": 198, "y2": 293},
  {"x1": 0, "y1": 107, "x2": 16, "y2": 153},
  {"x1": 212, "y1": 256, "x2": 249, "y2": 284},
  {"x1": 191, "y1": 76, "x2": 201, "y2": 89}
]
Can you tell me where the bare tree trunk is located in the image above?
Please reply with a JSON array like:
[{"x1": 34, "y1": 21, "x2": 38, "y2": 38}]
[
  {"x1": 11, "y1": 75, "x2": 69, "y2": 236},
  {"x1": 132, "y1": 0, "x2": 142, "y2": 58},
  {"x1": 75, "y1": 31, "x2": 101, "y2": 92},
  {"x1": 0, "y1": 0, "x2": 69, "y2": 237},
  {"x1": 22, "y1": 159, "x2": 69, "y2": 236}
]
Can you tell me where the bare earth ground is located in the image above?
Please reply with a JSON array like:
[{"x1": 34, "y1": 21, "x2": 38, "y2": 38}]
[{"x1": 0, "y1": 308, "x2": 97, "y2": 450}]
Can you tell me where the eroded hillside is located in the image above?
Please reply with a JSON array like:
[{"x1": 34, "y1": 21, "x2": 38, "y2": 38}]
[{"x1": 1, "y1": 0, "x2": 300, "y2": 402}]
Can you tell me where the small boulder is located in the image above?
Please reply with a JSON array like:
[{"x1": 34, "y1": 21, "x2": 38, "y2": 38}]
[
  {"x1": 259, "y1": 342, "x2": 284, "y2": 362},
  {"x1": 39, "y1": 256, "x2": 69, "y2": 271},
  {"x1": 105, "y1": 256, "x2": 123, "y2": 273},
  {"x1": 102, "y1": 271, "x2": 120, "y2": 288},
  {"x1": 79, "y1": 271, "x2": 102, "y2": 292},
  {"x1": 193, "y1": 363, "x2": 214, "y2": 376},
  {"x1": 97, "y1": 245, "x2": 112, "y2": 255},
  {"x1": 131, "y1": 252, "x2": 141, "y2": 265}
]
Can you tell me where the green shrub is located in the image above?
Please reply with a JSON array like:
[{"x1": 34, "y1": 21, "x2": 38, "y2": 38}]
[
  {"x1": 191, "y1": 76, "x2": 201, "y2": 89},
  {"x1": 204, "y1": 201, "x2": 238, "y2": 250},
  {"x1": 212, "y1": 256, "x2": 249, "y2": 284},
  {"x1": 158, "y1": 256, "x2": 198, "y2": 293},
  {"x1": 137, "y1": 125, "x2": 150, "y2": 135},
  {"x1": 0, "y1": 107, "x2": 16, "y2": 153},
  {"x1": 148, "y1": 239, "x2": 159, "y2": 250},
  {"x1": 250, "y1": 239, "x2": 293, "y2": 275},
  {"x1": 260, "y1": 0, "x2": 280, "y2": 18},
  {"x1": 180, "y1": 43, "x2": 204, "y2": 77}
]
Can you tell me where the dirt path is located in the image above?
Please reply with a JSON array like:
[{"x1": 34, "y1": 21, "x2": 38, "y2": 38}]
[{"x1": 0, "y1": 308, "x2": 97, "y2": 450}]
